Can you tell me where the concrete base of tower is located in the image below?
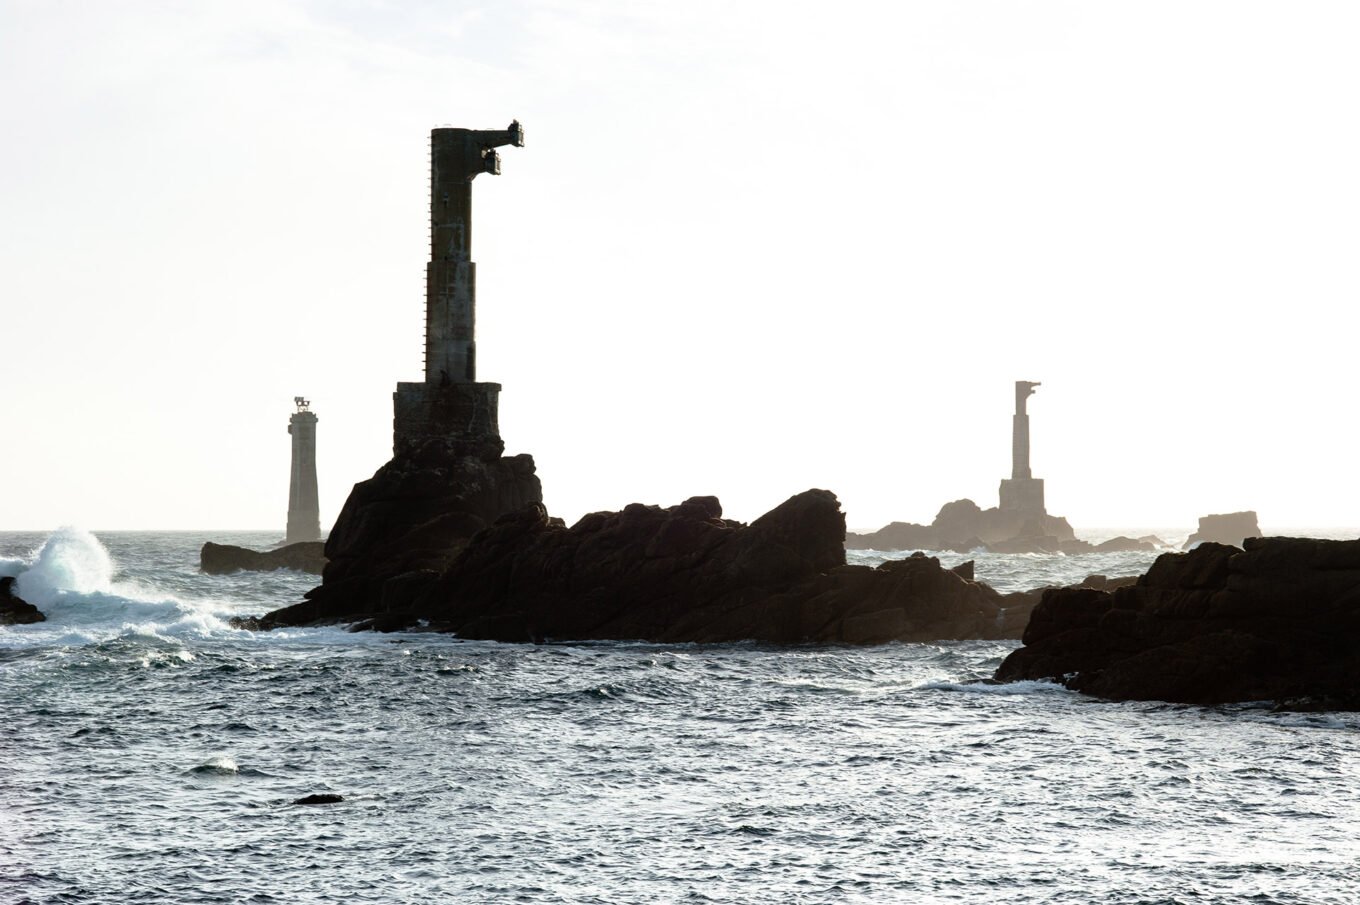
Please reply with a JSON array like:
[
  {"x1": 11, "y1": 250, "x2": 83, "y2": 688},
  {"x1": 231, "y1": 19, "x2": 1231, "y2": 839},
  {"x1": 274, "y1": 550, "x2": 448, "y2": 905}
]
[
  {"x1": 999, "y1": 477, "x2": 1045, "y2": 515},
  {"x1": 393, "y1": 381, "x2": 504, "y2": 460},
  {"x1": 285, "y1": 513, "x2": 321, "y2": 545}
]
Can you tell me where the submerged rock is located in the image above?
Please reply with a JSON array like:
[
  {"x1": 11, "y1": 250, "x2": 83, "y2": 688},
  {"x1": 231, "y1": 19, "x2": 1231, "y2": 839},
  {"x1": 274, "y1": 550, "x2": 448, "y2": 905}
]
[
  {"x1": 995, "y1": 537, "x2": 1360, "y2": 709},
  {"x1": 0, "y1": 576, "x2": 44, "y2": 624},
  {"x1": 258, "y1": 490, "x2": 1037, "y2": 644},
  {"x1": 200, "y1": 541, "x2": 326, "y2": 575},
  {"x1": 293, "y1": 793, "x2": 344, "y2": 805}
]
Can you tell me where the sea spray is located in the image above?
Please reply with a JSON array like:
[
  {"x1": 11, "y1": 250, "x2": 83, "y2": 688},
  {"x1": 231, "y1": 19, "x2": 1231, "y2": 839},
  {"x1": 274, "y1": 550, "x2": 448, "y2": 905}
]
[
  {"x1": 1, "y1": 528, "x2": 241, "y2": 642},
  {"x1": 15, "y1": 526, "x2": 115, "y2": 608}
]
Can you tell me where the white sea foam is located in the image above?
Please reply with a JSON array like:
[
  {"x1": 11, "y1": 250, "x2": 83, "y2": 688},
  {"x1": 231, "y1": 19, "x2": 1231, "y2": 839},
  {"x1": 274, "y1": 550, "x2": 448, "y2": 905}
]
[
  {"x1": 16, "y1": 526, "x2": 116, "y2": 608},
  {"x1": 189, "y1": 755, "x2": 240, "y2": 776},
  {"x1": 1, "y1": 528, "x2": 239, "y2": 646},
  {"x1": 921, "y1": 678, "x2": 1072, "y2": 695}
]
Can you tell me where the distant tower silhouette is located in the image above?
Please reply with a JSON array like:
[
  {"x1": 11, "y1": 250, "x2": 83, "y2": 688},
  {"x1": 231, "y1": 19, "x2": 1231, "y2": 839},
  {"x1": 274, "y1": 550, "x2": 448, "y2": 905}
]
[
  {"x1": 999, "y1": 381, "x2": 1046, "y2": 516},
  {"x1": 286, "y1": 397, "x2": 320, "y2": 543}
]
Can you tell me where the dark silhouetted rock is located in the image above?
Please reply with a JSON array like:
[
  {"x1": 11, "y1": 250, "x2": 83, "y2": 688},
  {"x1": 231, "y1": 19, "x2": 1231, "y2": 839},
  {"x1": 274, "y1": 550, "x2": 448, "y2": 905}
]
[
  {"x1": 201, "y1": 541, "x2": 326, "y2": 575},
  {"x1": 995, "y1": 537, "x2": 1360, "y2": 709},
  {"x1": 0, "y1": 576, "x2": 44, "y2": 625},
  {"x1": 293, "y1": 793, "x2": 344, "y2": 805},
  {"x1": 257, "y1": 490, "x2": 1034, "y2": 644},
  {"x1": 1078, "y1": 574, "x2": 1139, "y2": 591},
  {"x1": 273, "y1": 442, "x2": 542, "y2": 627},
  {"x1": 1184, "y1": 511, "x2": 1260, "y2": 550}
]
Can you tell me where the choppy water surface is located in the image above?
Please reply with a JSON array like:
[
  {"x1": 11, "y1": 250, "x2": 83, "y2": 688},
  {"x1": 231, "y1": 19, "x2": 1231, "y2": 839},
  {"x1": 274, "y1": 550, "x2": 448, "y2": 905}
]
[{"x1": 3, "y1": 531, "x2": 1358, "y2": 903}]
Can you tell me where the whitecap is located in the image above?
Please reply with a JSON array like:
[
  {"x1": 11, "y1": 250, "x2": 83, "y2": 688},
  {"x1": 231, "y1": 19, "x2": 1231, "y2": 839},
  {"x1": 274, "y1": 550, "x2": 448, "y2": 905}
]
[
  {"x1": 920, "y1": 678, "x2": 1073, "y2": 696},
  {"x1": 189, "y1": 755, "x2": 239, "y2": 776}
]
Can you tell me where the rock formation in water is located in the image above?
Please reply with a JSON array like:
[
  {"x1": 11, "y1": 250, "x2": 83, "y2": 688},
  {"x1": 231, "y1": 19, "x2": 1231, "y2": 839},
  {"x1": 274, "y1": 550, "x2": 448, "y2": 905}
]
[
  {"x1": 1183, "y1": 511, "x2": 1260, "y2": 550},
  {"x1": 1061, "y1": 536, "x2": 1164, "y2": 554},
  {"x1": 255, "y1": 490, "x2": 1039, "y2": 644},
  {"x1": 847, "y1": 498, "x2": 1077, "y2": 554},
  {"x1": 200, "y1": 542, "x2": 327, "y2": 575},
  {"x1": 303, "y1": 444, "x2": 540, "y2": 621},
  {"x1": 0, "y1": 576, "x2": 44, "y2": 624},
  {"x1": 995, "y1": 537, "x2": 1360, "y2": 709}
]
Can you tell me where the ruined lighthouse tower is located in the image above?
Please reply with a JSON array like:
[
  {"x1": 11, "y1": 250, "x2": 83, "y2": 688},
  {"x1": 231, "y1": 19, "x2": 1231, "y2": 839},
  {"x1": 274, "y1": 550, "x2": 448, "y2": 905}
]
[
  {"x1": 998, "y1": 380, "x2": 1046, "y2": 518},
  {"x1": 279, "y1": 121, "x2": 541, "y2": 624},
  {"x1": 286, "y1": 397, "x2": 321, "y2": 543},
  {"x1": 393, "y1": 121, "x2": 525, "y2": 457}
]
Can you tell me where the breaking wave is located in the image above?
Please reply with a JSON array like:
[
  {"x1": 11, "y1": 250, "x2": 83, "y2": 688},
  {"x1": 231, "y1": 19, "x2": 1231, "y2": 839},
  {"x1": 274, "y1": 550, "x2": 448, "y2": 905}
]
[{"x1": 1, "y1": 528, "x2": 238, "y2": 647}]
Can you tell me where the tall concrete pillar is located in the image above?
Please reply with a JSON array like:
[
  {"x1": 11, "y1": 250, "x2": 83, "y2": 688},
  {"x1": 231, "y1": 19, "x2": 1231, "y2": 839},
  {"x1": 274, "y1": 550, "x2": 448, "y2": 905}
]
[
  {"x1": 999, "y1": 381, "x2": 1045, "y2": 515},
  {"x1": 286, "y1": 397, "x2": 321, "y2": 544},
  {"x1": 1011, "y1": 380, "x2": 1039, "y2": 480},
  {"x1": 424, "y1": 120, "x2": 523, "y2": 385},
  {"x1": 394, "y1": 120, "x2": 524, "y2": 459}
]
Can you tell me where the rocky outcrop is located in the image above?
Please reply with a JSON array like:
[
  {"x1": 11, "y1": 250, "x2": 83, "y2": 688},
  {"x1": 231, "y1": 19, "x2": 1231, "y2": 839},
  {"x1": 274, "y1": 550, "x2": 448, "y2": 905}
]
[
  {"x1": 255, "y1": 490, "x2": 1035, "y2": 644},
  {"x1": 269, "y1": 440, "x2": 541, "y2": 626},
  {"x1": 0, "y1": 576, "x2": 44, "y2": 625},
  {"x1": 995, "y1": 537, "x2": 1360, "y2": 709},
  {"x1": 1184, "y1": 511, "x2": 1260, "y2": 550},
  {"x1": 201, "y1": 541, "x2": 327, "y2": 575},
  {"x1": 847, "y1": 498, "x2": 1075, "y2": 554},
  {"x1": 1057, "y1": 535, "x2": 1164, "y2": 555},
  {"x1": 293, "y1": 794, "x2": 344, "y2": 805}
]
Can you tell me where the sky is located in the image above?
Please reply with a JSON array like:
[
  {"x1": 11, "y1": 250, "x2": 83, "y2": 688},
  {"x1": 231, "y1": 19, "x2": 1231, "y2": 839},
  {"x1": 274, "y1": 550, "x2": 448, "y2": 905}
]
[{"x1": 3, "y1": 0, "x2": 1359, "y2": 533}]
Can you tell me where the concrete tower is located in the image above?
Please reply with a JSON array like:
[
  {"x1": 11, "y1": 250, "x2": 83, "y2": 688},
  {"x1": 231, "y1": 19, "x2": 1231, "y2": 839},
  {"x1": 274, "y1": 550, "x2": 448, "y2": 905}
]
[
  {"x1": 393, "y1": 121, "x2": 524, "y2": 459},
  {"x1": 998, "y1": 380, "x2": 1046, "y2": 516},
  {"x1": 286, "y1": 397, "x2": 321, "y2": 544}
]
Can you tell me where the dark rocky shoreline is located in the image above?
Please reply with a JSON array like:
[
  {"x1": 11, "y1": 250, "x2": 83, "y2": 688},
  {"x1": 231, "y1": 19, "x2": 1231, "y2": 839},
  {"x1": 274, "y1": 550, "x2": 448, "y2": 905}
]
[
  {"x1": 995, "y1": 537, "x2": 1360, "y2": 709},
  {"x1": 250, "y1": 490, "x2": 1041, "y2": 645}
]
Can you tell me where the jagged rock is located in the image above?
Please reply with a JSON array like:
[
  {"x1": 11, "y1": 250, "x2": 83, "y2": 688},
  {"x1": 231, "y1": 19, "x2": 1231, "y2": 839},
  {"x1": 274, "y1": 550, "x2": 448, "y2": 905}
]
[
  {"x1": 1184, "y1": 511, "x2": 1261, "y2": 550},
  {"x1": 264, "y1": 442, "x2": 541, "y2": 627},
  {"x1": 201, "y1": 542, "x2": 326, "y2": 575},
  {"x1": 258, "y1": 490, "x2": 1033, "y2": 644},
  {"x1": 0, "y1": 576, "x2": 44, "y2": 625},
  {"x1": 995, "y1": 537, "x2": 1360, "y2": 709}
]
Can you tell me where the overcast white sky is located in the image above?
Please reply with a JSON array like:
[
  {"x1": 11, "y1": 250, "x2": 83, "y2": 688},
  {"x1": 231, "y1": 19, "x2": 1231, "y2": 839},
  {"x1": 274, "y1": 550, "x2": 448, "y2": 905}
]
[{"x1": 3, "y1": 0, "x2": 1359, "y2": 533}]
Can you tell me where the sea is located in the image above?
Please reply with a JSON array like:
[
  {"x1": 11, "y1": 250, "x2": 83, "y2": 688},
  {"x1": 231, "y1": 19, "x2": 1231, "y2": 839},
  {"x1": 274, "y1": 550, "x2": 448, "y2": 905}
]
[{"x1": 3, "y1": 527, "x2": 1359, "y2": 904}]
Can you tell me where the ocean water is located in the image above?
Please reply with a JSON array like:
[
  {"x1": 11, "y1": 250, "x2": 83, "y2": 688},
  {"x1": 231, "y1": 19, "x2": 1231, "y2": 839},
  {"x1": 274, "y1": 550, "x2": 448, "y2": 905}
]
[{"x1": 3, "y1": 529, "x2": 1359, "y2": 904}]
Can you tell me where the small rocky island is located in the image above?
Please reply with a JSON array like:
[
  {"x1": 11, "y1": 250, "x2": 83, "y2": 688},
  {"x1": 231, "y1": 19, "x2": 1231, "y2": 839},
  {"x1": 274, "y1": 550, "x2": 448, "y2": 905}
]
[
  {"x1": 200, "y1": 541, "x2": 327, "y2": 575},
  {"x1": 847, "y1": 381, "x2": 1157, "y2": 555},
  {"x1": 995, "y1": 536, "x2": 1360, "y2": 709}
]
